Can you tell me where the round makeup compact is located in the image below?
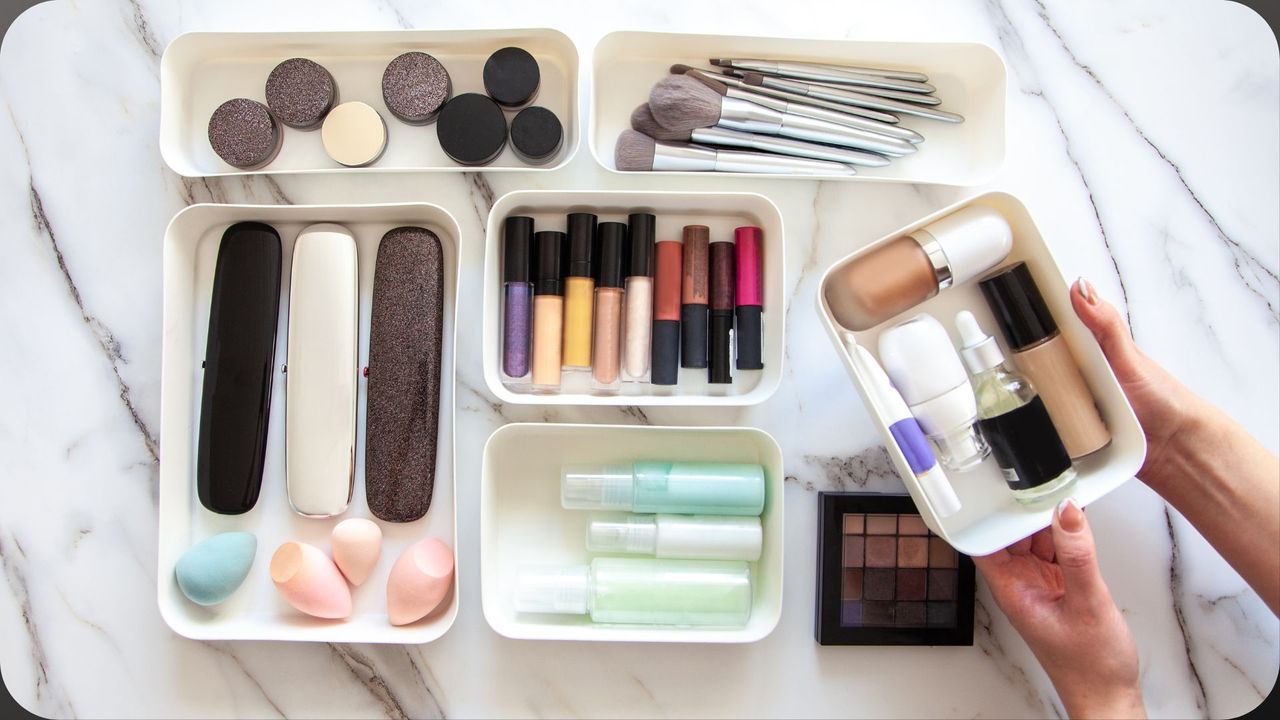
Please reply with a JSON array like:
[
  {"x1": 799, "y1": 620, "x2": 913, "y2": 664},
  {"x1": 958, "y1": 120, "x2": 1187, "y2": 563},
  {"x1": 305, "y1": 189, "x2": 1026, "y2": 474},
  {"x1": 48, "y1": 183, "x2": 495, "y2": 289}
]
[
  {"x1": 482, "y1": 46, "x2": 540, "y2": 108},
  {"x1": 208, "y1": 98, "x2": 281, "y2": 169},
  {"x1": 436, "y1": 93, "x2": 507, "y2": 166},
  {"x1": 509, "y1": 106, "x2": 563, "y2": 165},
  {"x1": 321, "y1": 101, "x2": 387, "y2": 167},
  {"x1": 265, "y1": 58, "x2": 337, "y2": 130},
  {"x1": 382, "y1": 52, "x2": 451, "y2": 125}
]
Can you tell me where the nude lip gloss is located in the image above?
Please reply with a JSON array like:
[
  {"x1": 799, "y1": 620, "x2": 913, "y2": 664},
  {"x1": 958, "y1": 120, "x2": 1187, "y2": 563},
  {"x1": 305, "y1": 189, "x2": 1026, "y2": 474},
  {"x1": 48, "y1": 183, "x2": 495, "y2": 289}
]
[
  {"x1": 531, "y1": 230, "x2": 565, "y2": 390},
  {"x1": 622, "y1": 213, "x2": 655, "y2": 383},
  {"x1": 562, "y1": 213, "x2": 597, "y2": 369},
  {"x1": 709, "y1": 240, "x2": 735, "y2": 384},
  {"x1": 591, "y1": 222, "x2": 628, "y2": 389},
  {"x1": 502, "y1": 216, "x2": 534, "y2": 380},
  {"x1": 734, "y1": 226, "x2": 764, "y2": 370},
  {"x1": 652, "y1": 240, "x2": 683, "y2": 385},
  {"x1": 681, "y1": 225, "x2": 710, "y2": 369}
]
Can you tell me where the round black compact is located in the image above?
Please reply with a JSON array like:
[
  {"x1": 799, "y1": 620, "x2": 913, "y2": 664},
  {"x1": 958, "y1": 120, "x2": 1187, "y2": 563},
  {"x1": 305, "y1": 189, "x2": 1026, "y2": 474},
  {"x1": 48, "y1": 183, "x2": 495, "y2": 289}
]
[
  {"x1": 509, "y1": 106, "x2": 562, "y2": 165},
  {"x1": 436, "y1": 93, "x2": 508, "y2": 166},
  {"x1": 482, "y1": 46, "x2": 540, "y2": 108}
]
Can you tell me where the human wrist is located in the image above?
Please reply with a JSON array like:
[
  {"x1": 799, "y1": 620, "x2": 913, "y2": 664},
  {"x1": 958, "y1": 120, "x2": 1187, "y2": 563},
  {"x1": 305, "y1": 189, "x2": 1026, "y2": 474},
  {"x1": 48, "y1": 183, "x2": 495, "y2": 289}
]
[{"x1": 1061, "y1": 681, "x2": 1146, "y2": 719}]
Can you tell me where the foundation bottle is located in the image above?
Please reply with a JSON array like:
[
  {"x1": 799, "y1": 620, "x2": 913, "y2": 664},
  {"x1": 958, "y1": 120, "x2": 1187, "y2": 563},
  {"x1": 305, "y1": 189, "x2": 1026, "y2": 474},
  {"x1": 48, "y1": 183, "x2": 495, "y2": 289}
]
[
  {"x1": 978, "y1": 262, "x2": 1110, "y2": 458},
  {"x1": 622, "y1": 213, "x2": 655, "y2": 382},
  {"x1": 562, "y1": 213, "x2": 597, "y2": 369},
  {"x1": 825, "y1": 205, "x2": 1013, "y2": 331},
  {"x1": 530, "y1": 230, "x2": 565, "y2": 390},
  {"x1": 591, "y1": 222, "x2": 627, "y2": 389}
]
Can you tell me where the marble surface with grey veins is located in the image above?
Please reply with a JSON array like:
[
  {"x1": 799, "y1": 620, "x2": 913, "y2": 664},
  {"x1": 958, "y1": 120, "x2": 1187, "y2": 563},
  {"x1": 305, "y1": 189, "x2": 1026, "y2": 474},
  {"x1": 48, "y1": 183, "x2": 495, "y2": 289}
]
[{"x1": 1, "y1": 0, "x2": 1278, "y2": 717}]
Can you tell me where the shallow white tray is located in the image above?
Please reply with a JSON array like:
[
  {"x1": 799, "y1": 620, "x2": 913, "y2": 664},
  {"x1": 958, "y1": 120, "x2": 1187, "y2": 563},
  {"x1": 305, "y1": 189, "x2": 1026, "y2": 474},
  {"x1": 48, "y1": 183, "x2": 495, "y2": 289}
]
[
  {"x1": 590, "y1": 31, "x2": 1005, "y2": 185},
  {"x1": 159, "y1": 203, "x2": 460, "y2": 642},
  {"x1": 482, "y1": 190, "x2": 786, "y2": 405},
  {"x1": 816, "y1": 192, "x2": 1145, "y2": 556},
  {"x1": 480, "y1": 423, "x2": 784, "y2": 642},
  {"x1": 160, "y1": 29, "x2": 578, "y2": 176}
]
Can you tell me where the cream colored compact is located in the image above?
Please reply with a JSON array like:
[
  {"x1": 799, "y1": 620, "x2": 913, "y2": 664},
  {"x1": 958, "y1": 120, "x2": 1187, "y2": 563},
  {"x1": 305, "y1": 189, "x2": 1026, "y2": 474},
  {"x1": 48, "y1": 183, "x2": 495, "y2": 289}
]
[
  {"x1": 321, "y1": 101, "x2": 388, "y2": 167},
  {"x1": 285, "y1": 223, "x2": 359, "y2": 517}
]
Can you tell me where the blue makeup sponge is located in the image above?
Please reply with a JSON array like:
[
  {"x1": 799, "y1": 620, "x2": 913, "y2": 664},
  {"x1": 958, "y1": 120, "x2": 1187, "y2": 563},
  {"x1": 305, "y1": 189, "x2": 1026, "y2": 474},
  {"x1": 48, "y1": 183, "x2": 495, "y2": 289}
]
[{"x1": 175, "y1": 532, "x2": 257, "y2": 606}]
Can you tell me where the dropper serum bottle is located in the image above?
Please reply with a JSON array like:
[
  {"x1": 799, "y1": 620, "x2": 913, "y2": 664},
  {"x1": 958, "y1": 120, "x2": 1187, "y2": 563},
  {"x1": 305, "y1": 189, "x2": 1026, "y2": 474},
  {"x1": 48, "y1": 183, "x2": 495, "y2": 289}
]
[{"x1": 955, "y1": 311, "x2": 1077, "y2": 504}]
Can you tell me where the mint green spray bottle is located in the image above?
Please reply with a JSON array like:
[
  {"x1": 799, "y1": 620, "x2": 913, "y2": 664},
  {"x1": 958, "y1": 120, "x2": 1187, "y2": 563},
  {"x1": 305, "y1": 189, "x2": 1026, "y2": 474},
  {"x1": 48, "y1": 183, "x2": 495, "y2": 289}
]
[{"x1": 561, "y1": 462, "x2": 766, "y2": 516}]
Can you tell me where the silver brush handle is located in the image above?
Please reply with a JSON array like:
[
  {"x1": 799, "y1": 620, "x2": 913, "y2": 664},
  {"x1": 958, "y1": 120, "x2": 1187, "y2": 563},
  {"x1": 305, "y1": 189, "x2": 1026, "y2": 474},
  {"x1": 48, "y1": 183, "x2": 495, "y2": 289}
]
[
  {"x1": 824, "y1": 83, "x2": 942, "y2": 106},
  {"x1": 717, "y1": 72, "x2": 900, "y2": 124},
  {"x1": 725, "y1": 86, "x2": 922, "y2": 143},
  {"x1": 769, "y1": 61, "x2": 936, "y2": 93},
  {"x1": 690, "y1": 126, "x2": 889, "y2": 167},
  {"x1": 710, "y1": 146, "x2": 858, "y2": 175},
  {"x1": 773, "y1": 112, "x2": 915, "y2": 156},
  {"x1": 801, "y1": 61, "x2": 928, "y2": 83},
  {"x1": 762, "y1": 75, "x2": 964, "y2": 123},
  {"x1": 650, "y1": 142, "x2": 720, "y2": 171}
]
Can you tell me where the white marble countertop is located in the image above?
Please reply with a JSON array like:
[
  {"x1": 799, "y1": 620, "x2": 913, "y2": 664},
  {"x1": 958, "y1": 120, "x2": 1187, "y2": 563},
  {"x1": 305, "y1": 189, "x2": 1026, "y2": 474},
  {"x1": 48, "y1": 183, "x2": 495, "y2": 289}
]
[{"x1": 1, "y1": 0, "x2": 1277, "y2": 717}]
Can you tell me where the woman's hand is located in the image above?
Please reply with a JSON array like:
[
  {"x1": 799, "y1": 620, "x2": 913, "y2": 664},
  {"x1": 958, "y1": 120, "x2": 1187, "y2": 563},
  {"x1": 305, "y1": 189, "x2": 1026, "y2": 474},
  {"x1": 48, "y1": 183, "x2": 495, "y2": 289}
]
[{"x1": 974, "y1": 500, "x2": 1145, "y2": 719}]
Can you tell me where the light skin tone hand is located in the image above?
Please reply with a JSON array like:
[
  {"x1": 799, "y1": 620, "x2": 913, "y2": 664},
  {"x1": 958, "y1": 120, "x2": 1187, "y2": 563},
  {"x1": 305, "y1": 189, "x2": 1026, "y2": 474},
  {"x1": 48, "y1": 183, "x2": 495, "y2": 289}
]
[{"x1": 976, "y1": 277, "x2": 1279, "y2": 718}]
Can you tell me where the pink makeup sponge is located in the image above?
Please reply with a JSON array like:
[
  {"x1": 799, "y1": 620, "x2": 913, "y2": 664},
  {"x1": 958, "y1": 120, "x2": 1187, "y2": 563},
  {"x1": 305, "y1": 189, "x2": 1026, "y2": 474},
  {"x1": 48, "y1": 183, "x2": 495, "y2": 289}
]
[
  {"x1": 386, "y1": 538, "x2": 454, "y2": 626},
  {"x1": 331, "y1": 518, "x2": 382, "y2": 586},
  {"x1": 270, "y1": 541, "x2": 353, "y2": 619}
]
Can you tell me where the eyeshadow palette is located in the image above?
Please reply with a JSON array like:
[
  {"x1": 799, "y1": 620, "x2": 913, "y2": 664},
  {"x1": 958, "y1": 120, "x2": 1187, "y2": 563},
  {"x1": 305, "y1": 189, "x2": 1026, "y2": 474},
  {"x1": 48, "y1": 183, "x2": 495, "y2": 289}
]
[{"x1": 816, "y1": 492, "x2": 974, "y2": 645}]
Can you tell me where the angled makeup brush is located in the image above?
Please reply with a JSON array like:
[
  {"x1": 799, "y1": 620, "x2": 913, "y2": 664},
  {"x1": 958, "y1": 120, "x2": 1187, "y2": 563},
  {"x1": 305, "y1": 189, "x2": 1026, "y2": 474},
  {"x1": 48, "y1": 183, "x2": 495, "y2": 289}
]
[
  {"x1": 649, "y1": 75, "x2": 916, "y2": 156},
  {"x1": 615, "y1": 129, "x2": 858, "y2": 175},
  {"x1": 673, "y1": 65, "x2": 923, "y2": 144},
  {"x1": 711, "y1": 58, "x2": 936, "y2": 94},
  {"x1": 631, "y1": 104, "x2": 890, "y2": 167},
  {"x1": 740, "y1": 72, "x2": 963, "y2": 123}
]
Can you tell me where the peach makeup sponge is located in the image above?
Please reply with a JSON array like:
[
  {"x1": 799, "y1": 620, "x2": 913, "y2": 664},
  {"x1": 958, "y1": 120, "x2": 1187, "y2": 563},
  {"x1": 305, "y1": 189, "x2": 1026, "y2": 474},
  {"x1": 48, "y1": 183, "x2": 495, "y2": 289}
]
[
  {"x1": 270, "y1": 541, "x2": 352, "y2": 619},
  {"x1": 331, "y1": 518, "x2": 382, "y2": 586},
  {"x1": 386, "y1": 538, "x2": 454, "y2": 626}
]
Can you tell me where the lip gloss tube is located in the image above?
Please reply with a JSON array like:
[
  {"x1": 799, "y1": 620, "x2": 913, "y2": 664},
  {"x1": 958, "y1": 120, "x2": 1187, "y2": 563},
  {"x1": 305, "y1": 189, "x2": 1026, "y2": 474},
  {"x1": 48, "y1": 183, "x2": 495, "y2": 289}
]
[
  {"x1": 734, "y1": 226, "x2": 764, "y2": 370},
  {"x1": 681, "y1": 225, "x2": 710, "y2": 369},
  {"x1": 622, "y1": 213, "x2": 655, "y2": 383},
  {"x1": 531, "y1": 230, "x2": 565, "y2": 390},
  {"x1": 562, "y1": 213, "x2": 597, "y2": 369},
  {"x1": 709, "y1": 240, "x2": 735, "y2": 384},
  {"x1": 502, "y1": 216, "x2": 534, "y2": 381},
  {"x1": 652, "y1": 240, "x2": 683, "y2": 385},
  {"x1": 591, "y1": 222, "x2": 628, "y2": 389}
]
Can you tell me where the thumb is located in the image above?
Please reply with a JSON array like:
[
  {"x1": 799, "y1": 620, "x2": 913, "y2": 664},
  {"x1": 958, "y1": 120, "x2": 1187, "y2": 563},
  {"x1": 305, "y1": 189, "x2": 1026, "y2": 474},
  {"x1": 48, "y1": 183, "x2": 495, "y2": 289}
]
[
  {"x1": 1070, "y1": 277, "x2": 1145, "y2": 386},
  {"x1": 1051, "y1": 499, "x2": 1110, "y2": 609}
]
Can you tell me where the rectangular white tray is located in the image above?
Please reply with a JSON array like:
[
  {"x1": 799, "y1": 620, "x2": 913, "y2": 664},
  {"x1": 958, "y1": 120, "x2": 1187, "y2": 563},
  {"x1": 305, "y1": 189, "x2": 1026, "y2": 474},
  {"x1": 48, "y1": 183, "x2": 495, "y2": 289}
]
[
  {"x1": 480, "y1": 423, "x2": 784, "y2": 642},
  {"x1": 590, "y1": 31, "x2": 1005, "y2": 185},
  {"x1": 160, "y1": 29, "x2": 578, "y2": 176},
  {"x1": 482, "y1": 190, "x2": 786, "y2": 406},
  {"x1": 158, "y1": 203, "x2": 459, "y2": 642},
  {"x1": 816, "y1": 192, "x2": 1145, "y2": 556}
]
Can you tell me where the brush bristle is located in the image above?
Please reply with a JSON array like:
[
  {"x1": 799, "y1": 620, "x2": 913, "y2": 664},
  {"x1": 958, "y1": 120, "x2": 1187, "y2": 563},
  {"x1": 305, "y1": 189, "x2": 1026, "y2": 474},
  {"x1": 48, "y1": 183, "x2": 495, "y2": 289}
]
[
  {"x1": 648, "y1": 75, "x2": 723, "y2": 132},
  {"x1": 630, "y1": 104, "x2": 692, "y2": 141},
  {"x1": 709, "y1": 58, "x2": 729, "y2": 67},
  {"x1": 615, "y1": 129, "x2": 656, "y2": 171},
  {"x1": 669, "y1": 63, "x2": 692, "y2": 74},
  {"x1": 682, "y1": 68, "x2": 728, "y2": 96},
  {"x1": 741, "y1": 72, "x2": 766, "y2": 86}
]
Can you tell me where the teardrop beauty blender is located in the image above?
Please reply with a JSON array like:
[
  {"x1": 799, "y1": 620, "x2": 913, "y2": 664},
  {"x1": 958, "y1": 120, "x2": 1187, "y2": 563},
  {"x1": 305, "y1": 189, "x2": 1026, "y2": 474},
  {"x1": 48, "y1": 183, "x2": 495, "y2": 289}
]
[
  {"x1": 175, "y1": 532, "x2": 257, "y2": 606},
  {"x1": 331, "y1": 518, "x2": 382, "y2": 586},
  {"x1": 386, "y1": 538, "x2": 454, "y2": 626},
  {"x1": 270, "y1": 541, "x2": 352, "y2": 619}
]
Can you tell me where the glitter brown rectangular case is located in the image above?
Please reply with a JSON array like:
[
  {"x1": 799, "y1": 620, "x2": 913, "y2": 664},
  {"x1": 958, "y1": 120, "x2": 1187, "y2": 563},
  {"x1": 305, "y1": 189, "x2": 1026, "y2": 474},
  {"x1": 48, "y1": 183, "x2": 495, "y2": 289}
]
[
  {"x1": 365, "y1": 226, "x2": 444, "y2": 522},
  {"x1": 196, "y1": 221, "x2": 282, "y2": 515}
]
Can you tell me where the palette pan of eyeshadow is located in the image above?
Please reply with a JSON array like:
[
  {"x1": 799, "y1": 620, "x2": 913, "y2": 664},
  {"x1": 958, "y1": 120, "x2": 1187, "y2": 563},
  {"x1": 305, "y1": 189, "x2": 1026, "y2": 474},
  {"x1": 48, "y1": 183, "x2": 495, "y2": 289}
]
[{"x1": 816, "y1": 492, "x2": 975, "y2": 645}]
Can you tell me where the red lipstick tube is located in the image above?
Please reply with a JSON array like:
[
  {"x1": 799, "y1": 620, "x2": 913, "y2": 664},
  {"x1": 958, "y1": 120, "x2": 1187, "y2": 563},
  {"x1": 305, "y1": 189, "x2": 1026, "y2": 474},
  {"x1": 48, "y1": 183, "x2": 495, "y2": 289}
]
[
  {"x1": 734, "y1": 226, "x2": 764, "y2": 370},
  {"x1": 709, "y1": 240, "x2": 736, "y2": 384}
]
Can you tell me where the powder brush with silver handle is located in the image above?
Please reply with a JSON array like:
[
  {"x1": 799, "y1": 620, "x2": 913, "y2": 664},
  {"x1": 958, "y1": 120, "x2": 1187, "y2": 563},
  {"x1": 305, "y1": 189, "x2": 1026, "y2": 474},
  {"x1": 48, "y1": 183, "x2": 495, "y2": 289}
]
[
  {"x1": 631, "y1": 104, "x2": 889, "y2": 167},
  {"x1": 615, "y1": 129, "x2": 858, "y2": 175},
  {"x1": 710, "y1": 58, "x2": 936, "y2": 94},
  {"x1": 674, "y1": 66, "x2": 923, "y2": 144},
  {"x1": 649, "y1": 76, "x2": 916, "y2": 156},
  {"x1": 741, "y1": 72, "x2": 964, "y2": 123}
]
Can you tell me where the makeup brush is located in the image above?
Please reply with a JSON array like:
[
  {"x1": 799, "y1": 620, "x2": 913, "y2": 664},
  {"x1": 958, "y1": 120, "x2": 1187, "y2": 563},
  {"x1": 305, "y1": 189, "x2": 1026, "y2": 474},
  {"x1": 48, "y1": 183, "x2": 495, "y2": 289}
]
[
  {"x1": 631, "y1": 104, "x2": 890, "y2": 167},
  {"x1": 711, "y1": 58, "x2": 936, "y2": 94},
  {"x1": 615, "y1": 129, "x2": 858, "y2": 175},
  {"x1": 725, "y1": 68, "x2": 943, "y2": 106},
  {"x1": 672, "y1": 65, "x2": 923, "y2": 144},
  {"x1": 649, "y1": 75, "x2": 916, "y2": 156},
  {"x1": 740, "y1": 72, "x2": 964, "y2": 123},
  {"x1": 793, "y1": 60, "x2": 928, "y2": 83}
]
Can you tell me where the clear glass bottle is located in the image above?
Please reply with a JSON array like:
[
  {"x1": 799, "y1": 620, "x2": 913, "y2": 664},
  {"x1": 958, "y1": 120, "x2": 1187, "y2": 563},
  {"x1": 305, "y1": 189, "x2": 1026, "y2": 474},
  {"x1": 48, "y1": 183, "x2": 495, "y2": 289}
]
[{"x1": 956, "y1": 311, "x2": 1076, "y2": 504}]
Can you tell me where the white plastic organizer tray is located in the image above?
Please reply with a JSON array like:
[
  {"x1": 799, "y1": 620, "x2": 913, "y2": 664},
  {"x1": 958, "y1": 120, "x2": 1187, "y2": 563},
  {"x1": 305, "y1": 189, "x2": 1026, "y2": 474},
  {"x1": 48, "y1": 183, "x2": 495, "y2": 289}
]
[
  {"x1": 480, "y1": 423, "x2": 784, "y2": 642},
  {"x1": 159, "y1": 203, "x2": 459, "y2": 642},
  {"x1": 160, "y1": 29, "x2": 578, "y2": 176}
]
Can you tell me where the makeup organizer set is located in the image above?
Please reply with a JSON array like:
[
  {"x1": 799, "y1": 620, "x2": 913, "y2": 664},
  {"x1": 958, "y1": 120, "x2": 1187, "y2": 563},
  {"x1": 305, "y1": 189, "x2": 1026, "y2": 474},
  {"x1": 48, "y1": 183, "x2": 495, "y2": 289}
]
[{"x1": 157, "y1": 29, "x2": 1143, "y2": 647}]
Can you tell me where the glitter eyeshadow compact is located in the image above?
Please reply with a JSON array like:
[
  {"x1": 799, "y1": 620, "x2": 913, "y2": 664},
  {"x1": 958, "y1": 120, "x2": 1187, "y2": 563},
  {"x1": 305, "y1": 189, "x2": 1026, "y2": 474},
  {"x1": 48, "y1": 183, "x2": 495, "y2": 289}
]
[{"x1": 816, "y1": 492, "x2": 975, "y2": 645}]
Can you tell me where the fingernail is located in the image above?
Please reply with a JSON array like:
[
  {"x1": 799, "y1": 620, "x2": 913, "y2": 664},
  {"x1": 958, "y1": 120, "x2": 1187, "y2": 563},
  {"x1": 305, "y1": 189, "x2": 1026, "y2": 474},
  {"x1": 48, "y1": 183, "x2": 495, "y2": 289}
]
[
  {"x1": 1056, "y1": 498, "x2": 1084, "y2": 532},
  {"x1": 1075, "y1": 276, "x2": 1097, "y2": 305}
]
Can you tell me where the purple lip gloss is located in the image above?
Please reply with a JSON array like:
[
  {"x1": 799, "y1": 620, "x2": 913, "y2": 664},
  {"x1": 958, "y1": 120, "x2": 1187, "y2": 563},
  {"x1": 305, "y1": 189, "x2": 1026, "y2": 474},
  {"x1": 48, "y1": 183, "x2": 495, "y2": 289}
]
[{"x1": 503, "y1": 216, "x2": 534, "y2": 380}]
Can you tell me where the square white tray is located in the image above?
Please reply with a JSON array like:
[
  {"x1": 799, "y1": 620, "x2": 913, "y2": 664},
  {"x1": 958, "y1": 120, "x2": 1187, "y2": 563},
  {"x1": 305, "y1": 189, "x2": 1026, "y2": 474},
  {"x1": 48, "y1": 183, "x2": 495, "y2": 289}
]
[
  {"x1": 480, "y1": 423, "x2": 784, "y2": 642},
  {"x1": 159, "y1": 203, "x2": 459, "y2": 642},
  {"x1": 160, "y1": 29, "x2": 578, "y2": 176},
  {"x1": 482, "y1": 190, "x2": 786, "y2": 405},
  {"x1": 590, "y1": 31, "x2": 1005, "y2": 185},
  {"x1": 816, "y1": 192, "x2": 1145, "y2": 556}
]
